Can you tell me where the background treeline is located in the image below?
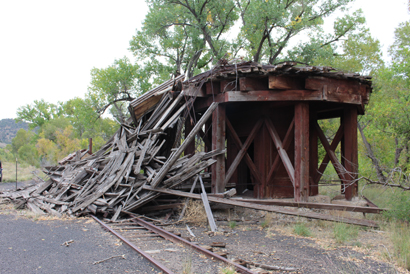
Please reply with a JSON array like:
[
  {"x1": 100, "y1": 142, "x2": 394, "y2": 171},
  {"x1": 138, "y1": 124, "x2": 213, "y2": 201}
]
[{"x1": 1, "y1": 0, "x2": 409, "y2": 186}]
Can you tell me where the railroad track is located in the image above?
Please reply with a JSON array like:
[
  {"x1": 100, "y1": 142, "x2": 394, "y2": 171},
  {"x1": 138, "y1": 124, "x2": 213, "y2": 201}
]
[{"x1": 92, "y1": 215, "x2": 255, "y2": 274}]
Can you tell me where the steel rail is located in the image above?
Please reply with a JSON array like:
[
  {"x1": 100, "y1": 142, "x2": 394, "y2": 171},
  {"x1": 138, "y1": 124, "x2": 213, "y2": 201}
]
[
  {"x1": 91, "y1": 215, "x2": 174, "y2": 274},
  {"x1": 131, "y1": 216, "x2": 256, "y2": 274}
]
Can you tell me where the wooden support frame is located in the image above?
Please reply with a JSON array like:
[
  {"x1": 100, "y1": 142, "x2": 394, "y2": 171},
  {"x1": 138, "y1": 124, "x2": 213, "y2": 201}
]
[
  {"x1": 211, "y1": 104, "x2": 226, "y2": 193},
  {"x1": 294, "y1": 103, "x2": 309, "y2": 202},
  {"x1": 342, "y1": 105, "x2": 358, "y2": 200},
  {"x1": 224, "y1": 119, "x2": 263, "y2": 187},
  {"x1": 315, "y1": 122, "x2": 348, "y2": 183},
  {"x1": 225, "y1": 119, "x2": 263, "y2": 186},
  {"x1": 265, "y1": 118, "x2": 295, "y2": 185},
  {"x1": 309, "y1": 111, "x2": 319, "y2": 195}
]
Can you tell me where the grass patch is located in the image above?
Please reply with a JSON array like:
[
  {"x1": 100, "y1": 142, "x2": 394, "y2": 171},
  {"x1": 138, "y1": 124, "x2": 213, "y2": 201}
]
[
  {"x1": 293, "y1": 223, "x2": 311, "y2": 237},
  {"x1": 260, "y1": 213, "x2": 273, "y2": 229},
  {"x1": 228, "y1": 221, "x2": 237, "y2": 229},
  {"x1": 389, "y1": 221, "x2": 410, "y2": 270},
  {"x1": 1, "y1": 161, "x2": 42, "y2": 182},
  {"x1": 219, "y1": 266, "x2": 236, "y2": 274},
  {"x1": 333, "y1": 223, "x2": 359, "y2": 244}
]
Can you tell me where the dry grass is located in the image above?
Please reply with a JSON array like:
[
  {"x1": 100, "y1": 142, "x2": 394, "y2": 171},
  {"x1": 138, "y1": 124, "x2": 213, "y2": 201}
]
[
  {"x1": 180, "y1": 200, "x2": 207, "y2": 226},
  {"x1": 1, "y1": 161, "x2": 42, "y2": 182}
]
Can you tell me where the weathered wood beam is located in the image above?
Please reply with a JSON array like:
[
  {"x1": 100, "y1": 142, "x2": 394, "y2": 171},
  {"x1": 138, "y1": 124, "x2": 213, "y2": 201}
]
[
  {"x1": 269, "y1": 75, "x2": 304, "y2": 90},
  {"x1": 151, "y1": 102, "x2": 219, "y2": 188},
  {"x1": 212, "y1": 104, "x2": 226, "y2": 193},
  {"x1": 305, "y1": 77, "x2": 362, "y2": 95},
  {"x1": 294, "y1": 102, "x2": 309, "y2": 202},
  {"x1": 239, "y1": 77, "x2": 268, "y2": 92},
  {"x1": 143, "y1": 186, "x2": 379, "y2": 228},
  {"x1": 214, "y1": 90, "x2": 362, "y2": 105},
  {"x1": 342, "y1": 106, "x2": 359, "y2": 200}
]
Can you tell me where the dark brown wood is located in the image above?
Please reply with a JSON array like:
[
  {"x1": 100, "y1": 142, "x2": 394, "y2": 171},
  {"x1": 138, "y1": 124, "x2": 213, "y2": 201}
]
[
  {"x1": 226, "y1": 119, "x2": 263, "y2": 186},
  {"x1": 143, "y1": 186, "x2": 379, "y2": 228},
  {"x1": 269, "y1": 75, "x2": 304, "y2": 90},
  {"x1": 265, "y1": 118, "x2": 295, "y2": 185},
  {"x1": 223, "y1": 119, "x2": 263, "y2": 187},
  {"x1": 266, "y1": 118, "x2": 295, "y2": 184},
  {"x1": 314, "y1": 124, "x2": 344, "y2": 184},
  {"x1": 206, "y1": 81, "x2": 220, "y2": 95},
  {"x1": 315, "y1": 122, "x2": 347, "y2": 183},
  {"x1": 309, "y1": 111, "x2": 319, "y2": 196},
  {"x1": 239, "y1": 77, "x2": 268, "y2": 92},
  {"x1": 214, "y1": 90, "x2": 362, "y2": 105},
  {"x1": 342, "y1": 105, "x2": 358, "y2": 200},
  {"x1": 184, "y1": 115, "x2": 195, "y2": 156},
  {"x1": 294, "y1": 103, "x2": 309, "y2": 202},
  {"x1": 305, "y1": 77, "x2": 362, "y2": 96},
  {"x1": 212, "y1": 104, "x2": 226, "y2": 193}
]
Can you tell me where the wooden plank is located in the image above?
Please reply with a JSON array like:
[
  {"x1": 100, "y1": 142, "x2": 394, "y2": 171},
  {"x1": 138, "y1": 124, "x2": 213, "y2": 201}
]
[
  {"x1": 265, "y1": 118, "x2": 295, "y2": 185},
  {"x1": 199, "y1": 176, "x2": 217, "y2": 232},
  {"x1": 211, "y1": 104, "x2": 226, "y2": 193},
  {"x1": 269, "y1": 75, "x2": 304, "y2": 90},
  {"x1": 150, "y1": 102, "x2": 218, "y2": 188},
  {"x1": 223, "y1": 119, "x2": 263, "y2": 188},
  {"x1": 143, "y1": 186, "x2": 379, "y2": 228},
  {"x1": 294, "y1": 102, "x2": 309, "y2": 202}
]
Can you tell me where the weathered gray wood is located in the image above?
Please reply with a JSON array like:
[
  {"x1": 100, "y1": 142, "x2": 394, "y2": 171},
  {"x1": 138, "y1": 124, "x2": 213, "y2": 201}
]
[
  {"x1": 151, "y1": 102, "x2": 218, "y2": 188},
  {"x1": 144, "y1": 186, "x2": 379, "y2": 228},
  {"x1": 199, "y1": 175, "x2": 217, "y2": 232}
]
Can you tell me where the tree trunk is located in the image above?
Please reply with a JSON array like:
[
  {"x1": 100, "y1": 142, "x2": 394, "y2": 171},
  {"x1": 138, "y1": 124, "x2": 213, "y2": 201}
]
[{"x1": 357, "y1": 122, "x2": 387, "y2": 183}]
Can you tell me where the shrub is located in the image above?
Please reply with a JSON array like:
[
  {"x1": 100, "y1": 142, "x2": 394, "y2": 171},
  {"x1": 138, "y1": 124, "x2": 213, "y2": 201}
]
[
  {"x1": 333, "y1": 223, "x2": 358, "y2": 244},
  {"x1": 293, "y1": 223, "x2": 311, "y2": 237}
]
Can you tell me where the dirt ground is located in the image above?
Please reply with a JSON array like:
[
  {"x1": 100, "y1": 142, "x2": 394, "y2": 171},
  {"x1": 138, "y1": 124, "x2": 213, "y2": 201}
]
[{"x1": 0, "y1": 181, "x2": 408, "y2": 273}]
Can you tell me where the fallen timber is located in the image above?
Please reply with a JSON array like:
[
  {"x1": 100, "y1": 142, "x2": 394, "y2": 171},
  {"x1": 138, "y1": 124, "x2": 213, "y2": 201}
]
[{"x1": 143, "y1": 186, "x2": 379, "y2": 228}]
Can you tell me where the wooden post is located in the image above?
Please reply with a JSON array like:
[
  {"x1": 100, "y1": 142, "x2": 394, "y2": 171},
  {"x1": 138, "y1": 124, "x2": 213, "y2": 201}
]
[
  {"x1": 88, "y1": 138, "x2": 93, "y2": 155},
  {"x1": 212, "y1": 104, "x2": 226, "y2": 193},
  {"x1": 294, "y1": 103, "x2": 309, "y2": 202},
  {"x1": 342, "y1": 105, "x2": 358, "y2": 200},
  {"x1": 309, "y1": 111, "x2": 319, "y2": 196},
  {"x1": 184, "y1": 115, "x2": 195, "y2": 156}
]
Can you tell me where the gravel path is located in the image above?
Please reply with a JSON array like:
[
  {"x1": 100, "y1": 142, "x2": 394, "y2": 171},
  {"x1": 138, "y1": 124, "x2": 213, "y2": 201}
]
[{"x1": 0, "y1": 213, "x2": 161, "y2": 273}]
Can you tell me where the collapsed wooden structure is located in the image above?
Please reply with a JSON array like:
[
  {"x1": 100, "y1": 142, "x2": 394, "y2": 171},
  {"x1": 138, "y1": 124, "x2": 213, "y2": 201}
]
[{"x1": 0, "y1": 61, "x2": 376, "y2": 226}]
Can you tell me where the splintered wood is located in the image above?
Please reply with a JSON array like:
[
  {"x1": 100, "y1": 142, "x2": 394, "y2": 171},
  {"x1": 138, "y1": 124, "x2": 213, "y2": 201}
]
[{"x1": 0, "y1": 76, "x2": 222, "y2": 219}]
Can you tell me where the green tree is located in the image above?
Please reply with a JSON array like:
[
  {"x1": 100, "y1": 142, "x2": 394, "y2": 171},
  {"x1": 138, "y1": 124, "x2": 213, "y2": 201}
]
[
  {"x1": 88, "y1": 57, "x2": 141, "y2": 122},
  {"x1": 129, "y1": 0, "x2": 366, "y2": 79},
  {"x1": 16, "y1": 99, "x2": 60, "y2": 130},
  {"x1": 359, "y1": 21, "x2": 410, "y2": 180}
]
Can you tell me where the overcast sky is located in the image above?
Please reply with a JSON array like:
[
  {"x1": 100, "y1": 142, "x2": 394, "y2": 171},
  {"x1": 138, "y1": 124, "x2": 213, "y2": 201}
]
[{"x1": 0, "y1": 0, "x2": 408, "y2": 120}]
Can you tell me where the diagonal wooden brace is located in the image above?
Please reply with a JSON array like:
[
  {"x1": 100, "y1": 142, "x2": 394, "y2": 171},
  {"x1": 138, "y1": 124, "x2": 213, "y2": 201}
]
[
  {"x1": 265, "y1": 117, "x2": 295, "y2": 186},
  {"x1": 225, "y1": 118, "x2": 263, "y2": 186}
]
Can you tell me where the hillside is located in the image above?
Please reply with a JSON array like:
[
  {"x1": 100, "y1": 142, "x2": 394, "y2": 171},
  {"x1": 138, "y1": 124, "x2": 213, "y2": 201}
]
[{"x1": 0, "y1": 119, "x2": 29, "y2": 144}]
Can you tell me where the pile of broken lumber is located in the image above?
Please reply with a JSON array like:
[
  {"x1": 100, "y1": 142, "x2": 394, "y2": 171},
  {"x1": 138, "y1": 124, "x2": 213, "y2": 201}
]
[{"x1": 0, "y1": 75, "x2": 223, "y2": 221}]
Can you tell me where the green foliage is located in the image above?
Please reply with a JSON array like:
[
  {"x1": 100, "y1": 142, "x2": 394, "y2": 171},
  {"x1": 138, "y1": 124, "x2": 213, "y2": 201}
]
[
  {"x1": 0, "y1": 118, "x2": 29, "y2": 144},
  {"x1": 228, "y1": 221, "x2": 237, "y2": 229},
  {"x1": 293, "y1": 223, "x2": 311, "y2": 237},
  {"x1": 333, "y1": 223, "x2": 358, "y2": 244},
  {"x1": 16, "y1": 99, "x2": 60, "y2": 130},
  {"x1": 11, "y1": 129, "x2": 35, "y2": 154},
  {"x1": 383, "y1": 191, "x2": 410, "y2": 223},
  {"x1": 390, "y1": 222, "x2": 410, "y2": 270},
  {"x1": 88, "y1": 57, "x2": 141, "y2": 121}
]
